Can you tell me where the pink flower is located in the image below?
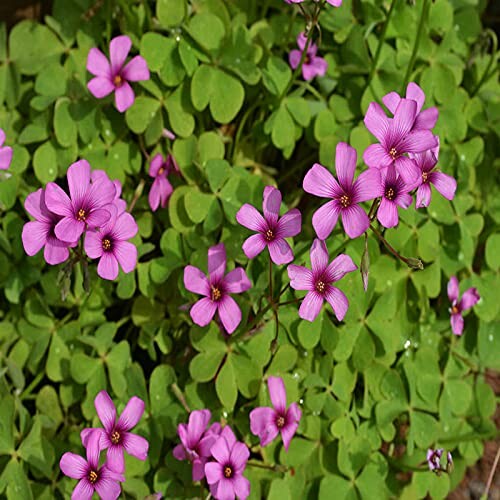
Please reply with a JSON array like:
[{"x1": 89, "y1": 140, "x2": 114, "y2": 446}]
[
  {"x1": 173, "y1": 409, "x2": 221, "y2": 482},
  {"x1": 427, "y1": 448, "x2": 443, "y2": 472},
  {"x1": 60, "y1": 430, "x2": 124, "y2": 500},
  {"x1": 87, "y1": 35, "x2": 150, "y2": 112},
  {"x1": 236, "y1": 186, "x2": 302, "y2": 265},
  {"x1": 0, "y1": 128, "x2": 13, "y2": 170},
  {"x1": 363, "y1": 98, "x2": 438, "y2": 183},
  {"x1": 81, "y1": 391, "x2": 149, "y2": 474},
  {"x1": 91, "y1": 170, "x2": 127, "y2": 214},
  {"x1": 205, "y1": 426, "x2": 250, "y2": 500},
  {"x1": 288, "y1": 239, "x2": 357, "y2": 322},
  {"x1": 184, "y1": 243, "x2": 251, "y2": 334},
  {"x1": 410, "y1": 138, "x2": 457, "y2": 208},
  {"x1": 249, "y1": 376, "x2": 302, "y2": 451},
  {"x1": 289, "y1": 33, "x2": 328, "y2": 81},
  {"x1": 22, "y1": 188, "x2": 76, "y2": 265},
  {"x1": 84, "y1": 206, "x2": 138, "y2": 281},
  {"x1": 148, "y1": 153, "x2": 178, "y2": 211},
  {"x1": 376, "y1": 164, "x2": 413, "y2": 228},
  {"x1": 447, "y1": 276, "x2": 480, "y2": 336},
  {"x1": 162, "y1": 128, "x2": 176, "y2": 140},
  {"x1": 303, "y1": 142, "x2": 381, "y2": 239},
  {"x1": 45, "y1": 160, "x2": 116, "y2": 243},
  {"x1": 383, "y1": 82, "x2": 438, "y2": 131}
]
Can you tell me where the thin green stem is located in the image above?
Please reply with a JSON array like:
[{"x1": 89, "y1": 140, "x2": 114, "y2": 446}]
[
  {"x1": 471, "y1": 29, "x2": 498, "y2": 97},
  {"x1": 171, "y1": 383, "x2": 190, "y2": 413},
  {"x1": 19, "y1": 372, "x2": 44, "y2": 400},
  {"x1": 269, "y1": 256, "x2": 274, "y2": 304},
  {"x1": 366, "y1": 0, "x2": 398, "y2": 89},
  {"x1": 247, "y1": 460, "x2": 289, "y2": 473},
  {"x1": 401, "y1": 0, "x2": 430, "y2": 92},
  {"x1": 370, "y1": 224, "x2": 424, "y2": 270},
  {"x1": 278, "y1": 298, "x2": 301, "y2": 306}
]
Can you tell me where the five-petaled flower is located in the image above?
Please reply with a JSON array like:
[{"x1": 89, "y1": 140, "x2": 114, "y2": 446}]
[
  {"x1": 84, "y1": 206, "x2": 138, "y2": 280},
  {"x1": 81, "y1": 391, "x2": 149, "y2": 474},
  {"x1": 363, "y1": 98, "x2": 438, "y2": 183},
  {"x1": 249, "y1": 376, "x2": 302, "y2": 451},
  {"x1": 410, "y1": 137, "x2": 457, "y2": 209},
  {"x1": 376, "y1": 164, "x2": 413, "y2": 228},
  {"x1": 60, "y1": 429, "x2": 125, "y2": 500},
  {"x1": 447, "y1": 276, "x2": 480, "y2": 336},
  {"x1": 173, "y1": 409, "x2": 221, "y2": 482},
  {"x1": 289, "y1": 33, "x2": 328, "y2": 81},
  {"x1": 148, "y1": 153, "x2": 179, "y2": 211},
  {"x1": 0, "y1": 128, "x2": 13, "y2": 171},
  {"x1": 22, "y1": 188, "x2": 76, "y2": 265},
  {"x1": 236, "y1": 186, "x2": 302, "y2": 265},
  {"x1": 45, "y1": 159, "x2": 116, "y2": 243},
  {"x1": 288, "y1": 239, "x2": 357, "y2": 322},
  {"x1": 87, "y1": 35, "x2": 150, "y2": 112},
  {"x1": 303, "y1": 142, "x2": 381, "y2": 239},
  {"x1": 184, "y1": 243, "x2": 251, "y2": 334},
  {"x1": 205, "y1": 426, "x2": 250, "y2": 500}
]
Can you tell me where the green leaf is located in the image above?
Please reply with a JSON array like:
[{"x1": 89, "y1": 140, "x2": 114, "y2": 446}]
[
  {"x1": 9, "y1": 20, "x2": 63, "y2": 75},
  {"x1": 157, "y1": 0, "x2": 186, "y2": 28},
  {"x1": 269, "y1": 105, "x2": 295, "y2": 150},
  {"x1": 140, "y1": 33, "x2": 170, "y2": 72},
  {"x1": 210, "y1": 69, "x2": 244, "y2": 123},
  {"x1": 319, "y1": 475, "x2": 357, "y2": 500},
  {"x1": 285, "y1": 97, "x2": 311, "y2": 128},
  {"x1": 216, "y1": 355, "x2": 237, "y2": 411},
  {"x1": 36, "y1": 385, "x2": 63, "y2": 427},
  {"x1": 33, "y1": 141, "x2": 58, "y2": 183},
  {"x1": 34, "y1": 62, "x2": 66, "y2": 97},
  {"x1": 262, "y1": 57, "x2": 291, "y2": 96},
  {"x1": 125, "y1": 96, "x2": 160, "y2": 134},
  {"x1": 485, "y1": 233, "x2": 500, "y2": 270},
  {"x1": 205, "y1": 159, "x2": 231, "y2": 192},
  {"x1": 234, "y1": 354, "x2": 261, "y2": 398},
  {"x1": 198, "y1": 131, "x2": 225, "y2": 166},
  {"x1": 164, "y1": 83, "x2": 195, "y2": 137},
  {"x1": 184, "y1": 188, "x2": 216, "y2": 224},
  {"x1": 54, "y1": 98, "x2": 77, "y2": 147},
  {"x1": 188, "y1": 13, "x2": 225, "y2": 53}
]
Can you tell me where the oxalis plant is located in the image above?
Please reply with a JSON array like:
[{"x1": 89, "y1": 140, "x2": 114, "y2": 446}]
[{"x1": 0, "y1": 0, "x2": 498, "y2": 499}]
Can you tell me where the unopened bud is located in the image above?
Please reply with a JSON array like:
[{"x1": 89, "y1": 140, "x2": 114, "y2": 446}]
[{"x1": 406, "y1": 257, "x2": 424, "y2": 270}]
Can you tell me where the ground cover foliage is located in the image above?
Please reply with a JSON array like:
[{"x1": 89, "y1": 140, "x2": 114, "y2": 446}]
[{"x1": 0, "y1": 0, "x2": 499, "y2": 498}]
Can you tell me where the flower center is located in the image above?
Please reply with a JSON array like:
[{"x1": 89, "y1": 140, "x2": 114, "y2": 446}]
[
  {"x1": 211, "y1": 286, "x2": 222, "y2": 302},
  {"x1": 385, "y1": 187, "x2": 395, "y2": 201},
  {"x1": 77, "y1": 208, "x2": 87, "y2": 222},
  {"x1": 88, "y1": 470, "x2": 98, "y2": 484},
  {"x1": 389, "y1": 147, "x2": 398, "y2": 159},
  {"x1": 315, "y1": 280, "x2": 326, "y2": 294},
  {"x1": 158, "y1": 166, "x2": 165, "y2": 176},
  {"x1": 422, "y1": 171, "x2": 428, "y2": 183},
  {"x1": 451, "y1": 305, "x2": 459, "y2": 315},
  {"x1": 102, "y1": 238, "x2": 112, "y2": 251},
  {"x1": 264, "y1": 229, "x2": 275, "y2": 242},
  {"x1": 113, "y1": 74, "x2": 123, "y2": 87},
  {"x1": 224, "y1": 466, "x2": 233, "y2": 478},
  {"x1": 111, "y1": 430, "x2": 120, "y2": 445},
  {"x1": 339, "y1": 194, "x2": 351, "y2": 208},
  {"x1": 276, "y1": 415, "x2": 286, "y2": 428}
]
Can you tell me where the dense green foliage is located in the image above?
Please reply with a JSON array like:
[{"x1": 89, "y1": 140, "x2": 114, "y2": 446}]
[{"x1": 0, "y1": 0, "x2": 499, "y2": 498}]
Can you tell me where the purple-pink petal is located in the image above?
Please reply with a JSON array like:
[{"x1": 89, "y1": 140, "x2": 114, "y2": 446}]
[
  {"x1": 122, "y1": 55, "x2": 150, "y2": 81},
  {"x1": 93, "y1": 468, "x2": 123, "y2": 500},
  {"x1": 391, "y1": 99, "x2": 417, "y2": 144},
  {"x1": 364, "y1": 102, "x2": 390, "y2": 143},
  {"x1": 173, "y1": 443, "x2": 187, "y2": 461},
  {"x1": 363, "y1": 143, "x2": 393, "y2": 169},
  {"x1": 288, "y1": 49, "x2": 301, "y2": 70},
  {"x1": 429, "y1": 171, "x2": 456, "y2": 201},
  {"x1": 184, "y1": 265, "x2": 210, "y2": 296},
  {"x1": 97, "y1": 252, "x2": 120, "y2": 280},
  {"x1": 60, "y1": 452, "x2": 88, "y2": 479},
  {"x1": 249, "y1": 407, "x2": 275, "y2": 440},
  {"x1": 377, "y1": 198, "x2": 399, "y2": 228},
  {"x1": 71, "y1": 479, "x2": 94, "y2": 500},
  {"x1": 217, "y1": 295, "x2": 242, "y2": 334},
  {"x1": 87, "y1": 47, "x2": 111, "y2": 78},
  {"x1": 268, "y1": 376, "x2": 288, "y2": 414},
  {"x1": 352, "y1": 168, "x2": 383, "y2": 203},
  {"x1": 324, "y1": 286, "x2": 349, "y2": 321},
  {"x1": 0, "y1": 145, "x2": 13, "y2": 170},
  {"x1": 242, "y1": 234, "x2": 267, "y2": 259},
  {"x1": 113, "y1": 240, "x2": 137, "y2": 274},
  {"x1": 205, "y1": 461, "x2": 223, "y2": 485},
  {"x1": 414, "y1": 107, "x2": 438, "y2": 130},
  {"x1": 398, "y1": 129, "x2": 438, "y2": 154},
  {"x1": 110, "y1": 35, "x2": 132, "y2": 74},
  {"x1": 263, "y1": 186, "x2": 282, "y2": 226},
  {"x1": 88, "y1": 76, "x2": 115, "y2": 98},
  {"x1": 22, "y1": 221, "x2": 49, "y2": 256},
  {"x1": 447, "y1": 276, "x2": 459, "y2": 303},
  {"x1": 451, "y1": 313, "x2": 464, "y2": 336},
  {"x1": 460, "y1": 288, "x2": 480, "y2": 311},
  {"x1": 190, "y1": 297, "x2": 217, "y2": 327},
  {"x1": 117, "y1": 396, "x2": 145, "y2": 431},
  {"x1": 288, "y1": 265, "x2": 314, "y2": 291},
  {"x1": 406, "y1": 82, "x2": 426, "y2": 113},
  {"x1": 208, "y1": 243, "x2": 226, "y2": 284},
  {"x1": 276, "y1": 208, "x2": 302, "y2": 238},
  {"x1": 233, "y1": 476, "x2": 251, "y2": 500},
  {"x1": 334, "y1": 142, "x2": 357, "y2": 190},
  {"x1": 340, "y1": 203, "x2": 370, "y2": 239},
  {"x1": 84, "y1": 231, "x2": 103, "y2": 259},
  {"x1": 122, "y1": 432, "x2": 149, "y2": 461},
  {"x1": 303, "y1": 163, "x2": 341, "y2": 198},
  {"x1": 44, "y1": 238, "x2": 71, "y2": 265},
  {"x1": 310, "y1": 239, "x2": 329, "y2": 275},
  {"x1": 416, "y1": 183, "x2": 432, "y2": 208},
  {"x1": 324, "y1": 254, "x2": 357, "y2": 283},
  {"x1": 106, "y1": 445, "x2": 125, "y2": 474},
  {"x1": 395, "y1": 156, "x2": 420, "y2": 185},
  {"x1": 210, "y1": 436, "x2": 231, "y2": 464},
  {"x1": 311, "y1": 200, "x2": 341, "y2": 240},
  {"x1": 268, "y1": 238, "x2": 294, "y2": 265},
  {"x1": 55, "y1": 217, "x2": 85, "y2": 243},
  {"x1": 114, "y1": 81, "x2": 135, "y2": 112},
  {"x1": 44, "y1": 182, "x2": 73, "y2": 217},
  {"x1": 187, "y1": 409, "x2": 212, "y2": 446},
  {"x1": 281, "y1": 403, "x2": 302, "y2": 451},
  {"x1": 95, "y1": 391, "x2": 117, "y2": 433},
  {"x1": 223, "y1": 268, "x2": 251, "y2": 294},
  {"x1": 229, "y1": 441, "x2": 250, "y2": 472},
  {"x1": 236, "y1": 204, "x2": 267, "y2": 232}
]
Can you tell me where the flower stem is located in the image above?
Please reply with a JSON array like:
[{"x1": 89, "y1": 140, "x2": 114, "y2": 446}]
[
  {"x1": 247, "y1": 460, "x2": 289, "y2": 473},
  {"x1": 366, "y1": 0, "x2": 397, "y2": 89},
  {"x1": 484, "y1": 445, "x2": 500, "y2": 499},
  {"x1": 128, "y1": 179, "x2": 145, "y2": 213},
  {"x1": 269, "y1": 256, "x2": 274, "y2": 305},
  {"x1": 471, "y1": 29, "x2": 499, "y2": 97},
  {"x1": 369, "y1": 224, "x2": 424, "y2": 270},
  {"x1": 401, "y1": 0, "x2": 430, "y2": 92},
  {"x1": 170, "y1": 383, "x2": 190, "y2": 413}
]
